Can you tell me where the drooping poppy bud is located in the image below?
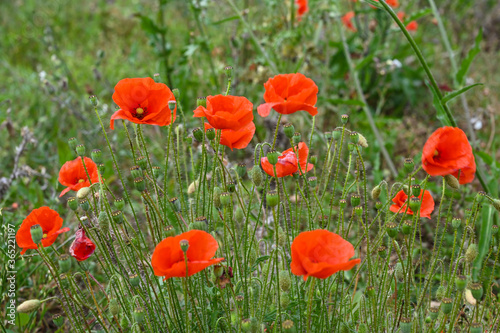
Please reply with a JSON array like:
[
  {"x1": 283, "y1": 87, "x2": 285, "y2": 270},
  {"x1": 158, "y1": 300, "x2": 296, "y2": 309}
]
[{"x1": 69, "y1": 229, "x2": 96, "y2": 262}]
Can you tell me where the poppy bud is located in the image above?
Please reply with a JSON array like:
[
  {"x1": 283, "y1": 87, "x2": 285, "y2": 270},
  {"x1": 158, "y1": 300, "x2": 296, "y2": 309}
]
[
  {"x1": 236, "y1": 163, "x2": 247, "y2": 178},
  {"x1": 341, "y1": 114, "x2": 349, "y2": 125},
  {"x1": 77, "y1": 187, "x2": 91, "y2": 200},
  {"x1": 440, "y1": 298, "x2": 453, "y2": 314},
  {"x1": 411, "y1": 184, "x2": 420, "y2": 197},
  {"x1": 129, "y1": 273, "x2": 140, "y2": 287},
  {"x1": 168, "y1": 100, "x2": 176, "y2": 112},
  {"x1": 339, "y1": 199, "x2": 347, "y2": 210},
  {"x1": 152, "y1": 166, "x2": 161, "y2": 178},
  {"x1": 332, "y1": 128, "x2": 342, "y2": 141},
  {"x1": 375, "y1": 201, "x2": 383, "y2": 209},
  {"x1": 452, "y1": 218, "x2": 461, "y2": 230},
  {"x1": 283, "y1": 123, "x2": 295, "y2": 139},
  {"x1": 133, "y1": 307, "x2": 145, "y2": 325},
  {"x1": 492, "y1": 199, "x2": 500, "y2": 212},
  {"x1": 409, "y1": 197, "x2": 420, "y2": 212},
  {"x1": 30, "y1": 224, "x2": 43, "y2": 244},
  {"x1": 68, "y1": 137, "x2": 78, "y2": 151},
  {"x1": 98, "y1": 211, "x2": 109, "y2": 233},
  {"x1": 130, "y1": 166, "x2": 142, "y2": 179},
  {"x1": 280, "y1": 292, "x2": 291, "y2": 309},
  {"x1": 399, "y1": 317, "x2": 412, "y2": 333},
  {"x1": 429, "y1": 306, "x2": 439, "y2": 320},
  {"x1": 351, "y1": 194, "x2": 361, "y2": 207},
  {"x1": 67, "y1": 197, "x2": 78, "y2": 211},
  {"x1": 227, "y1": 181, "x2": 236, "y2": 193},
  {"x1": 91, "y1": 149, "x2": 102, "y2": 164},
  {"x1": 386, "y1": 222, "x2": 398, "y2": 238},
  {"x1": 234, "y1": 208, "x2": 244, "y2": 223},
  {"x1": 279, "y1": 270, "x2": 291, "y2": 292},
  {"x1": 401, "y1": 220, "x2": 412, "y2": 235},
  {"x1": 250, "y1": 165, "x2": 263, "y2": 186},
  {"x1": 212, "y1": 188, "x2": 222, "y2": 208},
  {"x1": 358, "y1": 323, "x2": 367, "y2": 333},
  {"x1": 137, "y1": 156, "x2": 147, "y2": 169},
  {"x1": 470, "y1": 323, "x2": 482, "y2": 333},
  {"x1": 308, "y1": 176, "x2": 317, "y2": 188},
  {"x1": 17, "y1": 299, "x2": 41, "y2": 313},
  {"x1": 347, "y1": 142, "x2": 356, "y2": 152},
  {"x1": 324, "y1": 132, "x2": 332, "y2": 140},
  {"x1": 134, "y1": 177, "x2": 145, "y2": 192},
  {"x1": 58, "y1": 254, "x2": 72, "y2": 273},
  {"x1": 403, "y1": 158, "x2": 414, "y2": 174},
  {"x1": 466, "y1": 244, "x2": 478, "y2": 263},
  {"x1": 371, "y1": 185, "x2": 381, "y2": 200},
  {"x1": 378, "y1": 245, "x2": 387, "y2": 258},
  {"x1": 52, "y1": 314, "x2": 65, "y2": 328},
  {"x1": 266, "y1": 190, "x2": 279, "y2": 207},
  {"x1": 76, "y1": 144, "x2": 86, "y2": 157},
  {"x1": 455, "y1": 275, "x2": 467, "y2": 291},
  {"x1": 395, "y1": 262, "x2": 404, "y2": 281},
  {"x1": 366, "y1": 285, "x2": 376, "y2": 298},
  {"x1": 469, "y1": 282, "x2": 483, "y2": 300},
  {"x1": 197, "y1": 97, "x2": 206, "y2": 108},
  {"x1": 349, "y1": 131, "x2": 359, "y2": 143},
  {"x1": 89, "y1": 95, "x2": 99, "y2": 107},
  {"x1": 277, "y1": 227, "x2": 286, "y2": 247},
  {"x1": 476, "y1": 191, "x2": 486, "y2": 203},
  {"x1": 112, "y1": 210, "x2": 123, "y2": 225},
  {"x1": 444, "y1": 174, "x2": 460, "y2": 190},
  {"x1": 267, "y1": 150, "x2": 279, "y2": 165},
  {"x1": 193, "y1": 127, "x2": 204, "y2": 142},
  {"x1": 221, "y1": 192, "x2": 232, "y2": 207},
  {"x1": 109, "y1": 298, "x2": 120, "y2": 316},
  {"x1": 354, "y1": 206, "x2": 363, "y2": 217},
  {"x1": 188, "y1": 180, "x2": 199, "y2": 194}
]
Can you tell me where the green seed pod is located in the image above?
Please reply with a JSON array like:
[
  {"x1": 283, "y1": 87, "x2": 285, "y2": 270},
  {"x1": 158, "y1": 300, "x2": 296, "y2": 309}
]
[
  {"x1": 452, "y1": 218, "x2": 461, "y2": 230},
  {"x1": 349, "y1": 131, "x2": 359, "y2": 143},
  {"x1": 436, "y1": 285, "x2": 446, "y2": 301},
  {"x1": 79, "y1": 198, "x2": 90, "y2": 211},
  {"x1": 112, "y1": 210, "x2": 123, "y2": 225},
  {"x1": 411, "y1": 184, "x2": 421, "y2": 197},
  {"x1": 168, "y1": 101, "x2": 177, "y2": 112},
  {"x1": 169, "y1": 197, "x2": 181, "y2": 212},
  {"x1": 235, "y1": 207, "x2": 244, "y2": 223},
  {"x1": 30, "y1": 224, "x2": 43, "y2": 244},
  {"x1": 470, "y1": 322, "x2": 483, "y2": 333},
  {"x1": 134, "y1": 177, "x2": 145, "y2": 192},
  {"x1": 76, "y1": 144, "x2": 86, "y2": 157},
  {"x1": 378, "y1": 246, "x2": 387, "y2": 259},
  {"x1": 133, "y1": 307, "x2": 145, "y2": 325},
  {"x1": 386, "y1": 222, "x2": 398, "y2": 238},
  {"x1": 455, "y1": 275, "x2": 467, "y2": 291},
  {"x1": 185, "y1": 135, "x2": 193, "y2": 144},
  {"x1": 324, "y1": 132, "x2": 332, "y2": 140},
  {"x1": 403, "y1": 158, "x2": 414, "y2": 174},
  {"x1": 67, "y1": 197, "x2": 78, "y2": 211},
  {"x1": 227, "y1": 181, "x2": 236, "y2": 193},
  {"x1": 68, "y1": 137, "x2": 78, "y2": 151},
  {"x1": 351, "y1": 194, "x2": 361, "y2": 207},
  {"x1": 375, "y1": 201, "x2": 383, "y2": 209},
  {"x1": 371, "y1": 185, "x2": 381, "y2": 200},
  {"x1": 365, "y1": 285, "x2": 376, "y2": 298},
  {"x1": 267, "y1": 150, "x2": 279, "y2": 165},
  {"x1": 441, "y1": 298, "x2": 453, "y2": 314},
  {"x1": 469, "y1": 282, "x2": 483, "y2": 300},
  {"x1": 283, "y1": 123, "x2": 295, "y2": 139},
  {"x1": 266, "y1": 190, "x2": 279, "y2": 207},
  {"x1": 97, "y1": 163, "x2": 105, "y2": 174},
  {"x1": 17, "y1": 299, "x2": 41, "y2": 313},
  {"x1": 120, "y1": 315, "x2": 129, "y2": 329},
  {"x1": 224, "y1": 66, "x2": 233, "y2": 78},
  {"x1": 89, "y1": 95, "x2": 99, "y2": 107},
  {"x1": 58, "y1": 254, "x2": 72, "y2": 273},
  {"x1": 279, "y1": 271, "x2": 291, "y2": 292},
  {"x1": 280, "y1": 292, "x2": 290, "y2": 309},
  {"x1": 292, "y1": 132, "x2": 301, "y2": 145},
  {"x1": 347, "y1": 142, "x2": 356, "y2": 152},
  {"x1": 340, "y1": 114, "x2": 349, "y2": 125},
  {"x1": 196, "y1": 97, "x2": 206, "y2": 107},
  {"x1": 444, "y1": 174, "x2": 460, "y2": 190},
  {"x1": 476, "y1": 191, "x2": 486, "y2": 204},
  {"x1": 277, "y1": 227, "x2": 286, "y2": 247},
  {"x1": 220, "y1": 192, "x2": 232, "y2": 207},
  {"x1": 236, "y1": 163, "x2": 247, "y2": 178},
  {"x1": 130, "y1": 166, "x2": 142, "y2": 179},
  {"x1": 241, "y1": 319, "x2": 252, "y2": 332},
  {"x1": 206, "y1": 128, "x2": 216, "y2": 141},
  {"x1": 152, "y1": 166, "x2": 161, "y2": 178},
  {"x1": 354, "y1": 206, "x2": 363, "y2": 217},
  {"x1": 250, "y1": 166, "x2": 263, "y2": 187},
  {"x1": 129, "y1": 273, "x2": 140, "y2": 287},
  {"x1": 165, "y1": 225, "x2": 175, "y2": 237},
  {"x1": 137, "y1": 156, "x2": 147, "y2": 169},
  {"x1": 310, "y1": 155, "x2": 317, "y2": 165},
  {"x1": 339, "y1": 199, "x2": 347, "y2": 210},
  {"x1": 235, "y1": 294, "x2": 244, "y2": 306},
  {"x1": 190, "y1": 216, "x2": 208, "y2": 231},
  {"x1": 77, "y1": 187, "x2": 91, "y2": 200},
  {"x1": 308, "y1": 176, "x2": 317, "y2": 188},
  {"x1": 332, "y1": 128, "x2": 342, "y2": 141},
  {"x1": 180, "y1": 239, "x2": 189, "y2": 253},
  {"x1": 59, "y1": 273, "x2": 69, "y2": 288},
  {"x1": 399, "y1": 317, "x2": 412, "y2": 333},
  {"x1": 401, "y1": 220, "x2": 412, "y2": 235},
  {"x1": 492, "y1": 225, "x2": 498, "y2": 235},
  {"x1": 91, "y1": 149, "x2": 102, "y2": 164},
  {"x1": 429, "y1": 306, "x2": 439, "y2": 320},
  {"x1": 192, "y1": 127, "x2": 204, "y2": 142},
  {"x1": 466, "y1": 244, "x2": 478, "y2": 263},
  {"x1": 282, "y1": 319, "x2": 295, "y2": 332},
  {"x1": 109, "y1": 298, "x2": 120, "y2": 316},
  {"x1": 52, "y1": 313, "x2": 65, "y2": 327}
]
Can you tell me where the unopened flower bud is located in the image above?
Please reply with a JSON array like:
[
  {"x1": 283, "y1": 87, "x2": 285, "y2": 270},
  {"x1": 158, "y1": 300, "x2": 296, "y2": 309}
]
[
  {"x1": 213, "y1": 188, "x2": 222, "y2": 208},
  {"x1": 444, "y1": 174, "x2": 460, "y2": 190},
  {"x1": 436, "y1": 285, "x2": 446, "y2": 301},
  {"x1": 76, "y1": 144, "x2": 85, "y2": 157},
  {"x1": 465, "y1": 244, "x2": 478, "y2": 263},
  {"x1": 67, "y1": 197, "x2": 78, "y2": 211},
  {"x1": 395, "y1": 262, "x2": 404, "y2": 281},
  {"x1": 371, "y1": 185, "x2": 381, "y2": 200},
  {"x1": 193, "y1": 127, "x2": 204, "y2": 142},
  {"x1": 91, "y1": 149, "x2": 102, "y2": 164},
  {"x1": 283, "y1": 123, "x2": 295, "y2": 139},
  {"x1": 30, "y1": 224, "x2": 43, "y2": 244},
  {"x1": 250, "y1": 165, "x2": 263, "y2": 186},
  {"x1": 279, "y1": 270, "x2": 291, "y2": 291},
  {"x1": 17, "y1": 299, "x2": 41, "y2": 313},
  {"x1": 109, "y1": 298, "x2": 120, "y2": 316},
  {"x1": 280, "y1": 292, "x2": 291, "y2": 309},
  {"x1": 341, "y1": 114, "x2": 349, "y2": 125},
  {"x1": 77, "y1": 187, "x2": 91, "y2": 200},
  {"x1": 310, "y1": 155, "x2": 317, "y2": 165},
  {"x1": 68, "y1": 137, "x2": 78, "y2": 151}
]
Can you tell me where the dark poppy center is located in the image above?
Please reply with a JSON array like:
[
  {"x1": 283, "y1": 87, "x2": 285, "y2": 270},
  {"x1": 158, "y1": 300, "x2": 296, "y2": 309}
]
[{"x1": 133, "y1": 106, "x2": 148, "y2": 120}]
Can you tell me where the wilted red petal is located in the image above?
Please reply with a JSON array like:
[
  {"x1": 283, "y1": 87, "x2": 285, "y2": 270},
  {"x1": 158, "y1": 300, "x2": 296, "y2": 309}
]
[{"x1": 69, "y1": 229, "x2": 96, "y2": 261}]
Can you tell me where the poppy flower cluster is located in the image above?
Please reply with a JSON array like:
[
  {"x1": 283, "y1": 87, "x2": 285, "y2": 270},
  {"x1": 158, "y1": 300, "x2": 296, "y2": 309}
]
[
  {"x1": 390, "y1": 189, "x2": 435, "y2": 219},
  {"x1": 110, "y1": 77, "x2": 177, "y2": 130},
  {"x1": 261, "y1": 142, "x2": 314, "y2": 178},
  {"x1": 16, "y1": 207, "x2": 70, "y2": 255},
  {"x1": 421, "y1": 127, "x2": 476, "y2": 184},
  {"x1": 58, "y1": 157, "x2": 100, "y2": 197},
  {"x1": 194, "y1": 95, "x2": 256, "y2": 150},
  {"x1": 290, "y1": 229, "x2": 361, "y2": 281}
]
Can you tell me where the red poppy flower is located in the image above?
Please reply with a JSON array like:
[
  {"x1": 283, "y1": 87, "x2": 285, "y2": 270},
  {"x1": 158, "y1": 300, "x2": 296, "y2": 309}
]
[
  {"x1": 342, "y1": 12, "x2": 357, "y2": 32},
  {"x1": 261, "y1": 142, "x2": 314, "y2": 177},
  {"x1": 58, "y1": 157, "x2": 100, "y2": 197},
  {"x1": 422, "y1": 127, "x2": 476, "y2": 184},
  {"x1": 110, "y1": 77, "x2": 176, "y2": 130},
  {"x1": 204, "y1": 121, "x2": 255, "y2": 150},
  {"x1": 16, "y1": 207, "x2": 70, "y2": 255},
  {"x1": 291, "y1": 229, "x2": 361, "y2": 281},
  {"x1": 69, "y1": 229, "x2": 96, "y2": 261},
  {"x1": 257, "y1": 73, "x2": 318, "y2": 118},
  {"x1": 370, "y1": 0, "x2": 399, "y2": 8},
  {"x1": 390, "y1": 189, "x2": 435, "y2": 219},
  {"x1": 151, "y1": 230, "x2": 224, "y2": 280},
  {"x1": 193, "y1": 95, "x2": 254, "y2": 131},
  {"x1": 397, "y1": 12, "x2": 418, "y2": 31},
  {"x1": 296, "y1": 0, "x2": 308, "y2": 19}
]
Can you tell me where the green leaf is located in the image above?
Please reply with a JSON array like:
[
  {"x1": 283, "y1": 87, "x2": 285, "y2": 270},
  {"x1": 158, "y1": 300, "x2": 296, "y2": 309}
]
[
  {"x1": 326, "y1": 98, "x2": 365, "y2": 107},
  {"x1": 441, "y1": 83, "x2": 483, "y2": 105},
  {"x1": 407, "y1": 8, "x2": 432, "y2": 22},
  {"x1": 250, "y1": 255, "x2": 270, "y2": 271},
  {"x1": 426, "y1": 81, "x2": 451, "y2": 126},
  {"x1": 456, "y1": 28, "x2": 482, "y2": 86},
  {"x1": 136, "y1": 15, "x2": 164, "y2": 36},
  {"x1": 210, "y1": 15, "x2": 240, "y2": 25},
  {"x1": 472, "y1": 205, "x2": 494, "y2": 280},
  {"x1": 355, "y1": 53, "x2": 374, "y2": 71}
]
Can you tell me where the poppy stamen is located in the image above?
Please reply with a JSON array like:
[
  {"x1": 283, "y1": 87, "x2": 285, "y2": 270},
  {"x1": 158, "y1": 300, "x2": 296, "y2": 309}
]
[
  {"x1": 134, "y1": 107, "x2": 147, "y2": 120},
  {"x1": 433, "y1": 150, "x2": 439, "y2": 157},
  {"x1": 78, "y1": 179, "x2": 85, "y2": 183}
]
